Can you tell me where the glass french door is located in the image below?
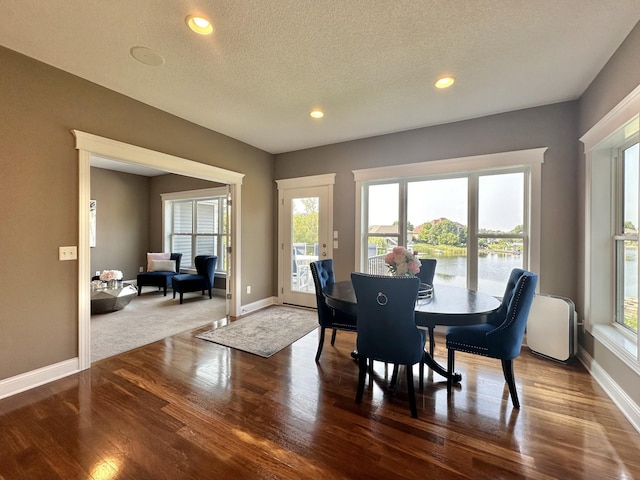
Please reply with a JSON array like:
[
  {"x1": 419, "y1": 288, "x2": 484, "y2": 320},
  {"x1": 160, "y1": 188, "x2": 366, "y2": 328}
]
[{"x1": 281, "y1": 185, "x2": 330, "y2": 307}]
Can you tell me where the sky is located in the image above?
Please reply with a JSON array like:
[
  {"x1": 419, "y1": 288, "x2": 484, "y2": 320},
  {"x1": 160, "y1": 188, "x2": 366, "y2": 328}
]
[{"x1": 368, "y1": 173, "x2": 524, "y2": 233}]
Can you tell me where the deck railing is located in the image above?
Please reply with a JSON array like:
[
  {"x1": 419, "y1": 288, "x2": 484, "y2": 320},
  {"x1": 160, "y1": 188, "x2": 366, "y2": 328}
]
[{"x1": 367, "y1": 254, "x2": 388, "y2": 275}]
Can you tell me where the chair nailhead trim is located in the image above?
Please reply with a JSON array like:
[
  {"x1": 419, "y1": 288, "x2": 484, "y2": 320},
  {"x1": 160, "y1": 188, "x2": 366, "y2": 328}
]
[
  {"x1": 448, "y1": 341, "x2": 489, "y2": 356},
  {"x1": 488, "y1": 275, "x2": 530, "y2": 336}
]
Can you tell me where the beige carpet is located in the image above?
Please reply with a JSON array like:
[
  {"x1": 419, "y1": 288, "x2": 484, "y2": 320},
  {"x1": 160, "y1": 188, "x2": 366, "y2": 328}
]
[
  {"x1": 196, "y1": 305, "x2": 318, "y2": 357},
  {"x1": 91, "y1": 290, "x2": 227, "y2": 362}
]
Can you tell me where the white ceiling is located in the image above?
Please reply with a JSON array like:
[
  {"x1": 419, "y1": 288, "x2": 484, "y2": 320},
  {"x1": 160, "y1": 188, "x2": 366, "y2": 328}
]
[{"x1": 1, "y1": 1, "x2": 639, "y2": 154}]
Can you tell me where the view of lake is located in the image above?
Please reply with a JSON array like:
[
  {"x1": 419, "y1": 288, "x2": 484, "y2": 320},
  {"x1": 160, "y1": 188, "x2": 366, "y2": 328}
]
[
  {"x1": 625, "y1": 247, "x2": 638, "y2": 298},
  {"x1": 432, "y1": 253, "x2": 522, "y2": 297},
  {"x1": 434, "y1": 248, "x2": 638, "y2": 300}
]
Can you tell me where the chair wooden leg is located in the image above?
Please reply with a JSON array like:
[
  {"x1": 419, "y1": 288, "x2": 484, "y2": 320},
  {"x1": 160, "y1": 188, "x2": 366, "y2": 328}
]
[
  {"x1": 447, "y1": 349, "x2": 455, "y2": 392},
  {"x1": 330, "y1": 328, "x2": 337, "y2": 346},
  {"x1": 390, "y1": 364, "x2": 399, "y2": 390},
  {"x1": 419, "y1": 355, "x2": 424, "y2": 391},
  {"x1": 315, "y1": 327, "x2": 325, "y2": 363},
  {"x1": 502, "y1": 359, "x2": 520, "y2": 409},
  {"x1": 356, "y1": 356, "x2": 367, "y2": 404},
  {"x1": 428, "y1": 326, "x2": 435, "y2": 356},
  {"x1": 179, "y1": 292, "x2": 184, "y2": 305},
  {"x1": 406, "y1": 364, "x2": 417, "y2": 418}
]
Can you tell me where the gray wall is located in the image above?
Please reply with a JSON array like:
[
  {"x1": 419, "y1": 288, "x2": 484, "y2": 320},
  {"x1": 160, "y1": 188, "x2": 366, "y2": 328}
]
[
  {"x1": 148, "y1": 174, "x2": 225, "y2": 253},
  {"x1": 577, "y1": 21, "x2": 640, "y2": 406},
  {"x1": 89, "y1": 168, "x2": 227, "y2": 282},
  {"x1": 273, "y1": 19, "x2": 640, "y2": 411},
  {"x1": 0, "y1": 45, "x2": 274, "y2": 380},
  {"x1": 90, "y1": 167, "x2": 150, "y2": 281},
  {"x1": 274, "y1": 102, "x2": 580, "y2": 301}
]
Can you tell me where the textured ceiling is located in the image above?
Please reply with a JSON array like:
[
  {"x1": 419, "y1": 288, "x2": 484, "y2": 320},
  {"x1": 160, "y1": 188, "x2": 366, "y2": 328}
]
[{"x1": 1, "y1": 1, "x2": 639, "y2": 154}]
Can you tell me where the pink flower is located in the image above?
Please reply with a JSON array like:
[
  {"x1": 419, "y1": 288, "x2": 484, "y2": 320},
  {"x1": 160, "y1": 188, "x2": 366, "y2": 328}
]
[
  {"x1": 99, "y1": 269, "x2": 123, "y2": 281},
  {"x1": 384, "y1": 246, "x2": 420, "y2": 277}
]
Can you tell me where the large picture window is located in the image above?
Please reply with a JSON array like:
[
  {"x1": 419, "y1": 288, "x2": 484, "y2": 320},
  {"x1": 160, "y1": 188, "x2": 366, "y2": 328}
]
[
  {"x1": 162, "y1": 188, "x2": 228, "y2": 271},
  {"x1": 361, "y1": 170, "x2": 527, "y2": 296},
  {"x1": 354, "y1": 149, "x2": 543, "y2": 297},
  {"x1": 582, "y1": 91, "x2": 640, "y2": 369},
  {"x1": 615, "y1": 141, "x2": 640, "y2": 334}
]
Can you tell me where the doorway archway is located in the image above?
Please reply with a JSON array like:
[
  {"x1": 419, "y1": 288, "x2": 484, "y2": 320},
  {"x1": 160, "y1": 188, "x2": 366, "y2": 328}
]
[{"x1": 74, "y1": 130, "x2": 244, "y2": 370}]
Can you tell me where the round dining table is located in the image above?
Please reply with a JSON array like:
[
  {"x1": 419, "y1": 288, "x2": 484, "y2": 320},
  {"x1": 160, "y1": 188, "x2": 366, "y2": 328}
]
[{"x1": 323, "y1": 280, "x2": 501, "y2": 383}]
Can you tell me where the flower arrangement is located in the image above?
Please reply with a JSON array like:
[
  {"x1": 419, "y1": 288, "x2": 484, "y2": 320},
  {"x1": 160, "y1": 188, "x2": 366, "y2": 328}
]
[
  {"x1": 99, "y1": 270, "x2": 123, "y2": 281},
  {"x1": 384, "y1": 247, "x2": 421, "y2": 276}
]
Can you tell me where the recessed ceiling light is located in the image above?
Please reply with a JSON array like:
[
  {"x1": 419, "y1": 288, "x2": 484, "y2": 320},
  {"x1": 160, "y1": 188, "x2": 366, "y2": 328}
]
[
  {"x1": 310, "y1": 110, "x2": 324, "y2": 119},
  {"x1": 186, "y1": 15, "x2": 214, "y2": 35},
  {"x1": 434, "y1": 76, "x2": 455, "y2": 89}
]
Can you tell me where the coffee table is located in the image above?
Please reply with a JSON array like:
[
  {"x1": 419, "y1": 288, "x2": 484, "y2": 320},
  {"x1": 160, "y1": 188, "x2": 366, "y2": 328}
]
[{"x1": 91, "y1": 283, "x2": 138, "y2": 314}]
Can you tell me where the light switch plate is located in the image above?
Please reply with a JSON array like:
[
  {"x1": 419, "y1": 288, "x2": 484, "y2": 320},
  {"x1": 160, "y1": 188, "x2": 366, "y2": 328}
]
[{"x1": 59, "y1": 246, "x2": 77, "y2": 260}]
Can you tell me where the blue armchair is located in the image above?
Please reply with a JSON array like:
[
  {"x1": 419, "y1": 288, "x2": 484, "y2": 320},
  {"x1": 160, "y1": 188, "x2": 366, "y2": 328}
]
[
  {"x1": 351, "y1": 273, "x2": 426, "y2": 418},
  {"x1": 137, "y1": 253, "x2": 182, "y2": 296},
  {"x1": 171, "y1": 255, "x2": 218, "y2": 304},
  {"x1": 445, "y1": 268, "x2": 538, "y2": 408},
  {"x1": 310, "y1": 259, "x2": 358, "y2": 362}
]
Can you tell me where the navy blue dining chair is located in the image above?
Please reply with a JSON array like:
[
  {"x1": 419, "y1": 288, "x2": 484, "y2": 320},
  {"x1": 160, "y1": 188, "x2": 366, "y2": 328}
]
[
  {"x1": 310, "y1": 259, "x2": 358, "y2": 362},
  {"x1": 416, "y1": 258, "x2": 438, "y2": 384},
  {"x1": 351, "y1": 273, "x2": 426, "y2": 418},
  {"x1": 417, "y1": 258, "x2": 437, "y2": 286},
  {"x1": 445, "y1": 268, "x2": 538, "y2": 408}
]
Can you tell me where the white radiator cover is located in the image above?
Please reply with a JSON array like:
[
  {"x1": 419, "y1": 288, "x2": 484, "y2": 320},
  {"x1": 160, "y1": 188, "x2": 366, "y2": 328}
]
[{"x1": 526, "y1": 294, "x2": 577, "y2": 363}]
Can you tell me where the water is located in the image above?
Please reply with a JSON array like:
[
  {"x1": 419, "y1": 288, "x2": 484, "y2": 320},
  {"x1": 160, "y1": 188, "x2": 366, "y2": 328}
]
[
  {"x1": 371, "y1": 250, "x2": 639, "y2": 298},
  {"x1": 432, "y1": 253, "x2": 522, "y2": 297},
  {"x1": 436, "y1": 249, "x2": 639, "y2": 297},
  {"x1": 625, "y1": 247, "x2": 638, "y2": 297}
]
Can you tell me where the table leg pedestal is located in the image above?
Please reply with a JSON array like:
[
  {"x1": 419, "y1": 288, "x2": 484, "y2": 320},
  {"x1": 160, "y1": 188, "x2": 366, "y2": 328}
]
[{"x1": 423, "y1": 351, "x2": 462, "y2": 383}]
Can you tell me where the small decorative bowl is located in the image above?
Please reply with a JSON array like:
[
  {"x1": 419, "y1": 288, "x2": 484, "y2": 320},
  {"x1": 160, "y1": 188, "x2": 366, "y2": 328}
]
[{"x1": 418, "y1": 283, "x2": 433, "y2": 299}]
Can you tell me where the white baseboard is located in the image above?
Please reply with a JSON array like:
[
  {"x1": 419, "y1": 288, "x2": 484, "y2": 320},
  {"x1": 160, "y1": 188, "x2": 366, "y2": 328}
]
[
  {"x1": 578, "y1": 346, "x2": 640, "y2": 433},
  {"x1": 239, "y1": 296, "x2": 278, "y2": 317},
  {"x1": 0, "y1": 358, "x2": 80, "y2": 400}
]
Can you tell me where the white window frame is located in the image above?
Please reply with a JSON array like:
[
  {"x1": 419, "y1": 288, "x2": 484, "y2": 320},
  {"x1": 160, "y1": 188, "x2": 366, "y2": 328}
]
[
  {"x1": 614, "y1": 140, "x2": 640, "y2": 334},
  {"x1": 162, "y1": 187, "x2": 229, "y2": 273},
  {"x1": 353, "y1": 148, "x2": 545, "y2": 290},
  {"x1": 581, "y1": 83, "x2": 640, "y2": 373}
]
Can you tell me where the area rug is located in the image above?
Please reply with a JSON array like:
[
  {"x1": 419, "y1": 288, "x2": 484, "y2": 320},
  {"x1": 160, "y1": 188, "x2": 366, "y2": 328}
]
[{"x1": 196, "y1": 305, "x2": 318, "y2": 358}]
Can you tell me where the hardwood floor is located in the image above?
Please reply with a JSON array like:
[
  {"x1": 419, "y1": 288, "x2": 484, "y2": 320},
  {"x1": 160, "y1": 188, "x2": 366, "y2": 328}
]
[{"x1": 1, "y1": 319, "x2": 639, "y2": 480}]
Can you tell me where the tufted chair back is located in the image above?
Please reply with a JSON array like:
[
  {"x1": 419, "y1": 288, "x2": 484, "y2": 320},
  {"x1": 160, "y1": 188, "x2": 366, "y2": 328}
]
[
  {"x1": 351, "y1": 272, "x2": 426, "y2": 418},
  {"x1": 310, "y1": 259, "x2": 335, "y2": 328},
  {"x1": 417, "y1": 258, "x2": 437, "y2": 285},
  {"x1": 309, "y1": 259, "x2": 358, "y2": 362},
  {"x1": 445, "y1": 268, "x2": 538, "y2": 408}
]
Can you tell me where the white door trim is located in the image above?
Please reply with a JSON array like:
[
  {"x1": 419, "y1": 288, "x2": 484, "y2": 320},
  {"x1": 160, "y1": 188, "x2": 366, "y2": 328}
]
[
  {"x1": 74, "y1": 130, "x2": 244, "y2": 370},
  {"x1": 276, "y1": 174, "x2": 335, "y2": 305}
]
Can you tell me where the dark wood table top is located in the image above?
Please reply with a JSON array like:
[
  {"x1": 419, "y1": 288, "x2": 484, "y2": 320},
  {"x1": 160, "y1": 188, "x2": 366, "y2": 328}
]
[{"x1": 323, "y1": 281, "x2": 501, "y2": 328}]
